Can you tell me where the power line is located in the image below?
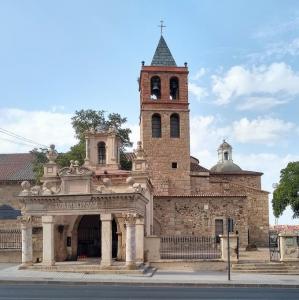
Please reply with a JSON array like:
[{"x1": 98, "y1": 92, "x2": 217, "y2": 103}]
[
  {"x1": 0, "y1": 136, "x2": 38, "y2": 147},
  {"x1": 0, "y1": 127, "x2": 47, "y2": 148}
]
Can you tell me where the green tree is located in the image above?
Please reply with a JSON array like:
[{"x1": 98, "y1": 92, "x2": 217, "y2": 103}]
[
  {"x1": 272, "y1": 161, "x2": 299, "y2": 218},
  {"x1": 31, "y1": 110, "x2": 133, "y2": 182}
]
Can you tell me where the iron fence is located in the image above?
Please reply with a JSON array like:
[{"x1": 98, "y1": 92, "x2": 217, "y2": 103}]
[
  {"x1": 269, "y1": 230, "x2": 280, "y2": 261},
  {"x1": 160, "y1": 236, "x2": 221, "y2": 259},
  {"x1": 0, "y1": 229, "x2": 21, "y2": 249}
]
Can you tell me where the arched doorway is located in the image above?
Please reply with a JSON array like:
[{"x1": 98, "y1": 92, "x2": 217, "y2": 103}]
[
  {"x1": 76, "y1": 215, "x2": 118, "y2": 259},
  {"x1": 77, "y1": 215, "x2": 101, "y2": 258}
]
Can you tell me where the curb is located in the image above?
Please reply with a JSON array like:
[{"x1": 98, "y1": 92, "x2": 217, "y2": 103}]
[{"x1": 0, "y1": 280, "x2": 299, "y2": 289}]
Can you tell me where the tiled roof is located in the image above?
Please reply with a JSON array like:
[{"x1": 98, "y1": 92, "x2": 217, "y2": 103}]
[
  {"x1": 154, "y1": 193, "x2": 247, "y2": 198},
  {"x1": 210, "y1": 170, "x2": 263, "y2": 175},
  {"x1": 190, "y1": 162, "x2": 209, "y2": 173},
  {"x1": 0, "y1": 153, "x2": 35, "y2": 182},
  {"x1": 151, "y1": 36, "x2": 177, "y2": 66}
]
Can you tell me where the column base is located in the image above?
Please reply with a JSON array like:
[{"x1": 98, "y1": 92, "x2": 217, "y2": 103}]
[
  {"x1": 125, "y1": 261, "x2": 137, "y2": 270},
  {"x1": 18, "y1": 262, "x2": 33, "y2": 270},
  {"x1": 100, "y1": 260, "x2": 112, "y2": 268},
  {"x1": 42, "y1": 260, "x2": 55, "y2": 266}
]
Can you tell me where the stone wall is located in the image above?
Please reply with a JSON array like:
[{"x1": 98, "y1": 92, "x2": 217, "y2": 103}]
[
  {"x1": 153, "y1": 196, "x2": 249, "y2": 246},
  {"x1": 0, "y1": 182, "x2": 22, "y2": 209},
  {"x1": 141, "y1": 110, "x2": 191, "y2": 195},
  {"x1": 210, "y1": 174, "x2": 261, "y2": 189}
]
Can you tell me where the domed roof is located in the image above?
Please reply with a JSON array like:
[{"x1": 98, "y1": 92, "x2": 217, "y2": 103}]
[
  {"x1": 218, "y1": 140, "x2": 232, "y2": 150},
  {"x1": 210, "y1": 160, "x2": 242, "y2": 172}
]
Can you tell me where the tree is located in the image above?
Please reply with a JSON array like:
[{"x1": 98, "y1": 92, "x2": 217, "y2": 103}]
[
  {"x1": 31, "y1": 109, "x2": 133, "y2": 182},
  {"x1": 272, "y1": 161, "x2": 299, "y2": 218}
]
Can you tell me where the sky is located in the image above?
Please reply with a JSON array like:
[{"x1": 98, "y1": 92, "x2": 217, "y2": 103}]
[{"x1": 0, "y1": 0, "x2": 299, "y2": 225}]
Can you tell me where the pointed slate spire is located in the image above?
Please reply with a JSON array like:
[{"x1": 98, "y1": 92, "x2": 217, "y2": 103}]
[{"x1": 151, "y1": 36, "x2": 177, "y2": 66}]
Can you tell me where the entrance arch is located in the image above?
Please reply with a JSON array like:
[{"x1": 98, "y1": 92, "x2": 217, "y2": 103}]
[
  {"x1": 77, "y1": 215, "x2": 101, "y2": 258},
  {"x1": 76, "y1": 215, "x2": 119, "y2": 259}
]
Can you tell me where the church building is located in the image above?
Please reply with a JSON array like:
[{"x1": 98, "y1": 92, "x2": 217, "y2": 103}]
[{"x1": 0, "y1": 33, "x2": 269, "y2": 268}]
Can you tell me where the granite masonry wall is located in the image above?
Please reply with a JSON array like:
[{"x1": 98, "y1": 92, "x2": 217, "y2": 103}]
[{"x1": 153, "y1": 196, "x2": 249, "y2": 246}]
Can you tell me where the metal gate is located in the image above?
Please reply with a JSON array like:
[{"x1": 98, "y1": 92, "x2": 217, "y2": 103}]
[
  {"x1": 0, "y1": 229, "x2": 21, "y2": 249},
  {"x1": 160, "y1": 236, "x2": 221, "y2": 259},
  {"x1": 77, "y1": 228, "x2": 101, "y2": 257},
  {"x1": 269, "y1": 230, "x2": 280, "y2": 261}
]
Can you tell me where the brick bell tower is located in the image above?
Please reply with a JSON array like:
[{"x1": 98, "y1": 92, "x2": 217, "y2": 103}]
[{"x1": 139, "y1": 33, "x2": 191, "y2": 195}]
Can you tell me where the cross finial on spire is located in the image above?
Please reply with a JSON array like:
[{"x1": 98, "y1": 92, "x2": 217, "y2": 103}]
[{"x1": 159, "y1": 20, "x2": 166, "y2": 36}]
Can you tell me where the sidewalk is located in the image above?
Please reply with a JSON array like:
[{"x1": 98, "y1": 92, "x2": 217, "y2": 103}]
[{"x1": 0, "y1": 264, "x2": 298, "y2": 288}]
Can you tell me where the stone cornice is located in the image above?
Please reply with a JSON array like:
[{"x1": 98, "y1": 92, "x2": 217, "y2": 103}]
[{"x1": 19, "y1": 192, "x2": 149, "y2": 217}]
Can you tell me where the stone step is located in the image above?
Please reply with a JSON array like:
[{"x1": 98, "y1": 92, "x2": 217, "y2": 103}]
[
  {"x1": 27, "y1": 262, "x2": 156, "y2": 276},
  {"x1": 232, "y1": 262, "x2": 299, "y2": 274}
]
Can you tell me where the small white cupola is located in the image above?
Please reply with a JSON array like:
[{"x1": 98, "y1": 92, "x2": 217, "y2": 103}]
[
  {"x1": 217, "y1": 139, "x2": 233, "y2": 163},
  {"x1": 84, "y1": 126, "x2": 122, "y2": 171},
  {"x1": 210, "y1": 140, "x2": 242, "y2": 173}
]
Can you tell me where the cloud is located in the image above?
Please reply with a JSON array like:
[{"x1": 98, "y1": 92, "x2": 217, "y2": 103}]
[
  {"x1": 0, "y1": 108, "x2": 141, "y2": 154},
  {"x1": 191, "y1": 68, "x2": 206, "y2": 80},
  {"x1": 188, "y1": 82, "x2": 208, "y2": 101},
  {"x1": 254, "y1": 15, "x2": 299, "y2": 39},
  {"x1": 0, "y1": 108, "x2": 76, "y2": 153},
  {"x1": 212, "y1": 62, "x2": 299, "y2": 106},
  {"x1": 189, "y1": 114, "x2": 299, "y2": 225},
  {"x1": 127, "y1": 123, "x2": 140, "y2": 149},
  {"x1": 248, "y1": 38, "x2": 299, "y2": 63},
  {"x1": 232, "y1": 117, "x2": 295, "y2": 144},
  {"x1": 237, "y1": 97, "x2": 286, "y2": 111}
]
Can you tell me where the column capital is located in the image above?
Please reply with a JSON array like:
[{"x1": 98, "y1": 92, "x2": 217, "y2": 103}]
[
  {"x1": 136, "y1": 217, "x2": 144, "y2": 226},
  {"x1": 42, "y1": 215, "x2": 55, "y2": 224},
  {"x1": 123, "y1": 213, "x2": 138, "y2": 225},
  {"x1": 100, "y1": 213, "x2": 113, "y2": 222},
  {"x1": 18, "y1": 216, "x2": 32, "y2": 229}
]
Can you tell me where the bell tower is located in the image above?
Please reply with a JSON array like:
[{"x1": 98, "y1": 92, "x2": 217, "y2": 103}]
[{"x1": 139, "y1": 34, "x2": 191, "y2": 195}]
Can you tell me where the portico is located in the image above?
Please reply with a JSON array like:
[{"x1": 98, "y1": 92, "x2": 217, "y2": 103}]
[{"x1": 19, "y1": 192, "x2": 148, "y2": 268}]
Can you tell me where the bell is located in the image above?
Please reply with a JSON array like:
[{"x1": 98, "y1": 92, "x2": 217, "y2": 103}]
[
  {"x1": 152, "y1": 82, "x2": 160, "y2": 92},
  {"x1": 171, "y1": 81, "x2": 177, "y2": 89}
]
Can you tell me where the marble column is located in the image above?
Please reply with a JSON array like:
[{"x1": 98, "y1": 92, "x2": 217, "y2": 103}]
[
  {"x1": 135, "y1": 217, "x2": 145, "y2": 263},
  {"x1": 124, "y1": 213, "x2": 137, "y2": 268},
  {"x1": 100, "y1": 213, "x2": 113, "y2": 267},
  {"x1": 20, "y1": 216, "x2": 33, "y2": 267},
  {"x1": 42, "y1": 215, "x2": 55, "y2": 266},
  {"x1": 84, "y1": 137, "x2": 90, "y2": 164}
]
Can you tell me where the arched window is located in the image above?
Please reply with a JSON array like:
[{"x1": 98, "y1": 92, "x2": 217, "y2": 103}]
[
  {"x1": 98, "y1": 142, "x2": 106, "y2": 164},
  {"x1": 150, "y1": 76, "x2": 161, "y2": 100},
  {"x1": 170, "y1": 77, "x2": 179, "y2": 100},
  {"x1": 152, "y1": 114, "x2": 161, "y2": 138},
  {"x1": 224, "y1": 151, "x2": 229, "y2": 160},
  {"x1": 170, "y1": 113, "x2": 180, "y2": 138}
]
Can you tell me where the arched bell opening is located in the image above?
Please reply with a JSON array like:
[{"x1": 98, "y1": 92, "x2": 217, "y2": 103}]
[
  {"x1": 169, "y1": 77, "x2": 179, "y2": 100},
  {"x1": 150, "y1": 76, "x2": 161, "y2": 99}
]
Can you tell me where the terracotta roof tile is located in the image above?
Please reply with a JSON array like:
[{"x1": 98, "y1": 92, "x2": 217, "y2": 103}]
[
  {"x1": 0, "y1": 153, "x2": 35, "y2": 181},
  {"x1": 154, "y1": 193, "x2": 247, "y2": 198},
  {"x1": 190, "y1": 162, "x2": 209, "y2": 173}
]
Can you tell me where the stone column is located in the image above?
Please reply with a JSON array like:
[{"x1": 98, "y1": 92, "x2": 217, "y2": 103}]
[
  {"x1": 100, "y1": 214, "x2": 113, "y2": 267},
  {"x1": 124, "y1": 213, "x2": 137, "y2": 268},
  {"x1": 20, "y1": 216, "x2": 33, "y2": 267},
  {"x1": 220, "y1": 234, "x2": 238, "y2": 262},
  {"x1": 42, "y1": 215, "x2": 55, "y2": 266},
  {"x1": 84, "y1": 137, "x2": 90, "y2": 164},
  {"x1": 279, "y1": 233, "x2": 299, "y2": 262},
  {"x1": 135, "y1": 217, "x2": 145, "y2": 263}
]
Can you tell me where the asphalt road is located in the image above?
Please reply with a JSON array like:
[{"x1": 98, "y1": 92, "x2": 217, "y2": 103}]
[{"x1": 0, "y1": 284, "x2": 299, "y2": 299}]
